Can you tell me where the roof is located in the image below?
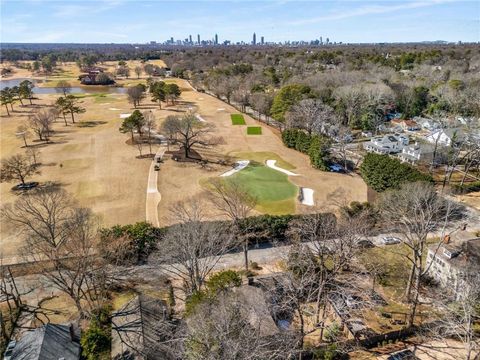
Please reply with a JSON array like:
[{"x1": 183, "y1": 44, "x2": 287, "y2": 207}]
[
  {"x1": 429, "y1": 238, "x2": 480, "y2": 270},
  {"x1": 11, "y1": 324, "x2": 80, "y2": 360},
  {"x1": 111, "y1": 294, "x2": 175, "y2": 360}
]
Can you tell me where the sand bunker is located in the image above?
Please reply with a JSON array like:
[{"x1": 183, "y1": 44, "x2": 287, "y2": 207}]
[
  {"x1": 196, "y1": 114, "x2": 207, "y2": 122},
  {"x1": 120, "y1": 113, "x2": 132, "y2": 118},
  {"x1": 220, "y1": 160, "x2": 250, "y2": 177},
  {"x1": 266, "y1": 160, "x2": 299, "y2": 176},
  {"x1": 217, "y1": 108, "x2": 225, "y2": 111},
  {"x1": 300, "y1": 188, "x2": 314, "y2": 206},
  {"x1": 109, "y1": 107, "x2": 121, "y2": 111}
]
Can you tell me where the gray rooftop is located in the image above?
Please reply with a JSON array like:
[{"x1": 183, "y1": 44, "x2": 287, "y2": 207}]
[{"x1": 11, "y1": 324, "x2": 80, "y2": 360}]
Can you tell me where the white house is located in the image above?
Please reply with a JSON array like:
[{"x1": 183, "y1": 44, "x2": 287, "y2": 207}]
[
  {"x1": 363, "y1": 134, "x2": 409, "y2": 154},
  {"x1": 427, "y1": 238, "x2": 480, "y2": 299},
  {"x1": 425, "y1": 128, "x2": 463, "y2": 147}
]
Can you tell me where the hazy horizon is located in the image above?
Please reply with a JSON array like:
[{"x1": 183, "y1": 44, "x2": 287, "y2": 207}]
[{"x1": 1, "y1": 0, "x2": 479, "y2": 44}]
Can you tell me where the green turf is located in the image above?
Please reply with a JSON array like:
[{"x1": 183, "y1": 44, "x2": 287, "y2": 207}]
[
  {"x1": 232, "y1": 151, "x2": 296, "y2": 171},
  {"x1": 247, "y1": 126, "x2": 262, "y2": 135},
  {"x1": 226, "y1": 162, "x2": 297, "y2": 214},
  {"x1": 231, "y1": 114, "x2": 246, "y2": 125}
]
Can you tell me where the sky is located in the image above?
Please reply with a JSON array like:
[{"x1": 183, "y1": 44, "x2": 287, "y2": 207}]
[{"x1": 1, "y1": 0, "x2": 479, "y2": 44}]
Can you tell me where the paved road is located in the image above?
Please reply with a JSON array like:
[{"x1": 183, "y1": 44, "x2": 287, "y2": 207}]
[{"x1": 145, "y1": 146, "x2": 166, "y2": 227}]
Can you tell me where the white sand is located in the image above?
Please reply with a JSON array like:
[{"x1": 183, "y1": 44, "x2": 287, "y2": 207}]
[
  {"x1": 196, "y1": 114, "x2": 207, "y2": 122},
  {"x1": 220, "y1": 160, "x2": 250, "y2": 177},
  {"x1": 198, "y1": 97, "x2": 204, "y2": 100},
  {"x1": 217, "y1": 108, "x2": 225, "y2": 111},
  {"x1": 109, "y1": 108, "x2": 121, "y2": 111},
  {"x1": 266, "y1": 160, "x2": 299, "y2": 176},
  {"x1": 119, "y1": 113, "x2": 132, "y2": 118},
  {"x1": 300, "y1": 188, "x2": 314, "y2": 206}
]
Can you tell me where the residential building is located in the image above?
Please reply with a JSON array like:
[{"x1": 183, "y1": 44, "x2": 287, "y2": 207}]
[
  {"x1": 425, "y1": 128, "x2": 464, "y2": 147},
  {"x1": 111, "y1": 294, "x2": 175, "y2": 360},
  {"x1": 414, "y1": 117, "x2": 441, "y2": 131},
  {"x1": 427, "y1": 238, "x2": 480, "y2": 299},
  {"x1": 363, "y1": 134, "x2": 409, "y2": 154},
  {"x1": 391, "y1": 119, "x2": 421, "y2": 131},
  {"x1": 9, "y1": 323, "x2": 81, "y2": 360},
  {"x1": 397, "y1": 142, "x2": 434, "y2": 164}
]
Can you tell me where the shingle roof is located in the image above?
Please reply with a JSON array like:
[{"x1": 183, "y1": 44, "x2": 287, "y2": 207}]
[{"x1": 11, "y1": 324, "x2": 80, "y2": 360}]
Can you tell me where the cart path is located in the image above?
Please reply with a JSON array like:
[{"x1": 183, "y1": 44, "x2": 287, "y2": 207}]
[{"x1": 146, "y1": 146, "x2": 166, "y2": 227}]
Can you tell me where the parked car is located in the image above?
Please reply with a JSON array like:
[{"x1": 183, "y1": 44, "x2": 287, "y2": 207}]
[
  {"x1": 11, "y1": 182, "x2": 39, "y2": 191},
  {"x1": 154, "y1": 165, "x2": 160, "y2": 171},
  {"x1": 3, "y1": 340, "x2": 16, "y2": 360},
  {"x1": 382, "y1": 236, "x2": 401, "y2": 245},
  {"x1": 329, "y1": 164, "x2": 344, "y2": 173}
]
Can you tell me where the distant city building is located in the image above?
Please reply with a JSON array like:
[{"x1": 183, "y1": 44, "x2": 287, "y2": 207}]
[
  {"x1": 197, "y1": 34, "x2": 200, "y2": 44},
  {"x1": 189, "y1": 34, "x2": 192, "y2": 44},
  {"x1": 261, "y1": 36, "x2": 264, "y2": 45},
  {"x1": 215, "y1": 33, "x2": 218, "y2": 45},
  {"x1": 320, "y1": 36, "x2": 323, "y2": 45},
  {"x1": 253, "y1": 32, "x2": 256, "y2": 45}
]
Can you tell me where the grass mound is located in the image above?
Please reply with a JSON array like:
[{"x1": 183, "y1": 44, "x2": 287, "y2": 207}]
[
  {"x1": 231, "y1": 114, "x2": 246, "y2": 125},
  {"x1": 226, "y1": 162, "x2": 297, "y2": 214},
  {"x1": 247, "y1": 126, "x2": 262, "y2": 135}
]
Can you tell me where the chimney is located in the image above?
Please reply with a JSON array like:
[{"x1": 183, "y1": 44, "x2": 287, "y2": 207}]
[
  {"x1": 444, "y1": 235, "x2": 451, "y2": 244},
  {"x1": 69, "y1": 323, "x2": 75, "y2": 341}
]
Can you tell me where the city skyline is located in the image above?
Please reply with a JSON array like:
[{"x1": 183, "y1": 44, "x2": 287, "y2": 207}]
[{"x1": 1, "y1": 0, "x2": 479, "y2": 44}]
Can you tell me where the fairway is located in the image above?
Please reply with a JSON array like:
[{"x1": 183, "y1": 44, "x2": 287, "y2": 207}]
[
  {"x1": 247, "y1": 126, "x2": 262, "y2": 135},
  {"x1": 231, "y1": 113, "x2": 246, "y2": 125},
  {"x1": 226, "y1": 162, "x2": 297, "y2": 214}
]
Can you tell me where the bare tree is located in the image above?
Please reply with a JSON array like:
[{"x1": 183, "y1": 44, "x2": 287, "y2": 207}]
[
  {"x1": 135, "y1": 140, "x2": 144, "y2": 157},
  {"x1": 143, "y1": 111, "x2": 157, "y2": 155},
  {"x1": 28, "y1": 108, "x2": 56, "y2": 142},
  {"x1": 286, "y1": 99, "x2": 335, "y2": 135},
  {"x1": 134, "y1": 66, "x2": 142, "y2": 79},
  {"x1": 162, "y1": 112, "x2": 216, "y2": 159},
  {"x1": 250, "y1": 92, "x2": 273, "y2": 121},
  {"x1": 55, "y1": 80, "x2": 72, "y2": 96},
  {"x1": 379, "y1": 182, "x2": 464, "y2": 327},
  {"x1": 161, "y1": 115, "x2": 179, "y2": 152},
  {"x1": 15, "y1": 125, "x2": 31, "y2": 148},
  {"x1": 185, "y1": 288, "x2": 298, "y2": 359},
  {"x1": 0, "y1": 154, "x2": 38, "y2": 185},
  {"x1": 25, "y1": 146, "x2": 40, "y2": 167},
  {"x1": 208, "y1": 178, "x2": 257, "y2": 271},
  {"x1": 431, "y1": 273, "x2": 480, "y2": 360},
  {"x1": 127, "y1": 85, "x2": 146, "y2": 108},
  {"x1": 1, "y1": 187, "x2": 108, "y2": 317},
  {"x1": 153, "y1": 200, "x2": 234, "y2": 298}
]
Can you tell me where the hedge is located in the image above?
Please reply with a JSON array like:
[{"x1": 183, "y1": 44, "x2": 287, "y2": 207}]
[
  {"x1": 452, "y1": 181, "x2": 480, "y2": 194},
  {"x1": 282, "y1": 128, "x2": 330, "y2": 170},
  {"x1": 360, "y1": 153, "x2": 433, "y2": 192}
]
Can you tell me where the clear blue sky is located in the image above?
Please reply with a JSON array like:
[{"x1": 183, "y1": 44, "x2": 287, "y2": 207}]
[{"x1": 1, "y1": 0, "x2": 479, "y2": 43}]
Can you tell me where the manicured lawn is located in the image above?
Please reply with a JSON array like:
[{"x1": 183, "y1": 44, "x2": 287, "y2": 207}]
[
  {"x1": 226, "y1": 162, "x2": 297, "y2": 214},
  {"x1": 247, "y1": 126, "x2": 262, "y2": 135},
  {"x1": 232, "y1": 151, "x2": 296, "y2": 170},
  {"x1": 231, "y1": 114, "x2": 246, "y2": 125}
]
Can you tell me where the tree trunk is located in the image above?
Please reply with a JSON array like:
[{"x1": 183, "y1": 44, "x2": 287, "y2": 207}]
[
  {"x1": 130, "y1": 130, "x2": 134, "y2": 144},
  {"x1": 70, "y1": 110, "x2": 75, "y2": 123},
  {"x1": 18, "y1": 98, "x2": 24, "y2": 106},
  {"x1": 405, "y1": 261, "x2": 416, "y2": 301},
  {"x1": 243, "y1": 241, "x2": 249, "y2": 272},
  {"x1": 22, "y1": 136, "x2": 28, "y2": 147},
  {"x1": 5, "y1": 104, "x2": 10, "y2": 116},
  {"x1": 63, "y1": 113, "x2": 68, "y2": 126},
  {"x1": 29, "y1": 97, "x2": 33, "y2": 105}
]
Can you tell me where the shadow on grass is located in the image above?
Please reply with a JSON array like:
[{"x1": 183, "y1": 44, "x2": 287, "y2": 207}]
[{"x1": 77, "y1": 121, "x2": 108, "y2": 128}]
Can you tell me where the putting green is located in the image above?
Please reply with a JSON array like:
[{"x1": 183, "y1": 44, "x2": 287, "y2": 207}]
[{"x1": 226, "y1": 162, "x2": 297, "y2": 214}]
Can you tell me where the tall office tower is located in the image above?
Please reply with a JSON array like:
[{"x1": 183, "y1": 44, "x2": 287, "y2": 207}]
[
  {"x1": 326, "y1": 37, "x2": 329, "y2": 44},
  {"x1": 215, "y1": 33, "x2": 218, "y2": 45},
  {"x1": 189, "y1": 34, "x2": 192, "y2": 44},
  {"x1": 252, "y1": 32, "x2": 256, "y2": 45},
  {"x1": 170, "y1": 37, "x2": 174, "y2": 44},
  {"x1": 197, "y1": 34, "x2": 200, "y2": 44},
  {"x1": 320, "y1": 36, "x2": 323, "y2": 45},
  {"x1": 261, "y1": 36, "x2": 264, "y2": 45}
]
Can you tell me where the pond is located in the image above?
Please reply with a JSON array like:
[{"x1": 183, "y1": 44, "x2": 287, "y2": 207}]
[{"x1": 0, "y1": 78, "x2": 127, "y2": 94}]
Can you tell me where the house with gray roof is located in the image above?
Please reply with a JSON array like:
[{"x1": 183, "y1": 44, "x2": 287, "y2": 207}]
[
  {"x1": 9, "y1": 323, "x2": 80, "y2": 360},
  {"x1": 363, "y1": 134, "x2": 409, "y2": 154},
  {"x1": 111, "y1": 294, "x2": 176, "y2": 360}
]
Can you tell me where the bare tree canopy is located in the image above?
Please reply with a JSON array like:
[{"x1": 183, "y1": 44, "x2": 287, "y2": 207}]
[
  {"x1": 0, "y1": 154, "x2": 38, "y2": 185},
  {"x1": 153, "y1": 200, "x2": 235, "y2": 297},
  {"x1": 161, "y1": 112, "x2": 217, "y2": 159},
  {"x1": 28, "y1": 108, "x2": 56, "y2": 142},
  {"x1": 286, "y1": 98, "x2": 336, "y2": 135}
]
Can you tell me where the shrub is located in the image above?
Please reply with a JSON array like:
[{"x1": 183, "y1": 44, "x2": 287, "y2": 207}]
[
  {"x1": 81, "y1": 305, "x2": 112, "y2": 360},
  {"x1": 452, "y1": 181, "x2": 480, "y2": 194},
  {"x1": 270, "y1": 84, "x2": 314, "y2": 122},
  {"x1": 206, "y1": 270, "x2": 242, "y2": 293},
  {"x1": 282, "y1": 129, "x2": 330, "y2": 170},
  {"x1": 99, "y1": 222, "x2": 164, "y2": 265},
  {"x1": 360, "y1": 153, "x2": 433, "y2": 192}
]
